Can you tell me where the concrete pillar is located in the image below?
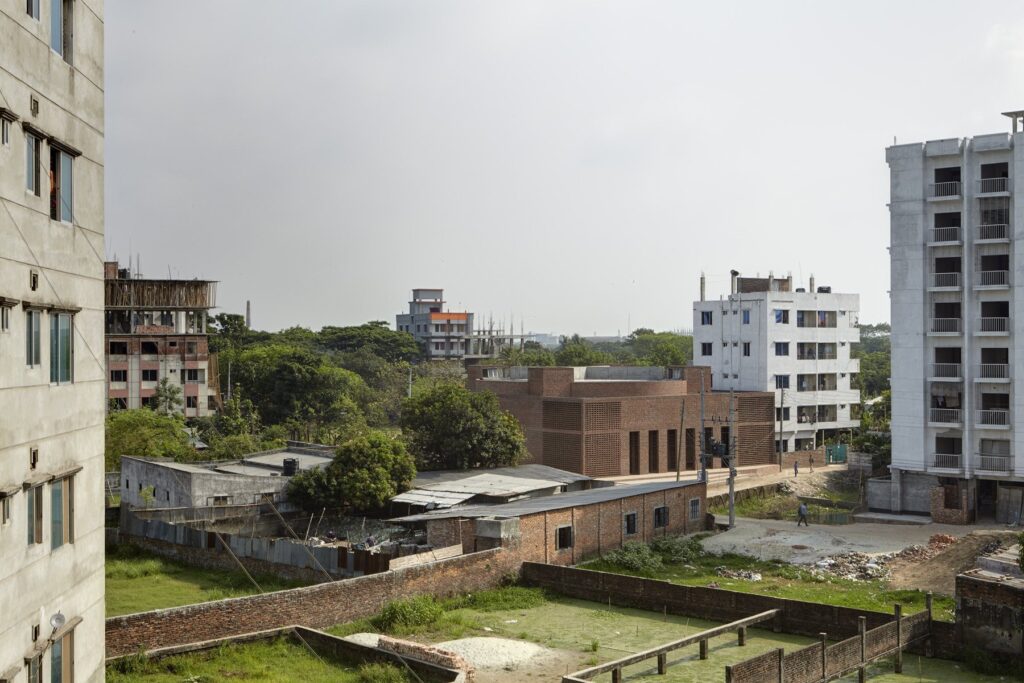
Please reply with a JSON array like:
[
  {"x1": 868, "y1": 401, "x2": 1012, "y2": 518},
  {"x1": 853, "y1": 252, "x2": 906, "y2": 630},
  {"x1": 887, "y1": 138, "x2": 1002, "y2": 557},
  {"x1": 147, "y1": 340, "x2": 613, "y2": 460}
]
[
  {"x1": 819, "y1": 632, "x2": 828, "y2": 677},
  {"x1": 859, "y1": 616, "x2": 867, "y2": 663},
  {"x1": 891, "y1": 467, "x2": 903, "y2": 513},
  {"x1": 925, "y1": 592, "x2": 934, "y2": 657},
  {"x1": 858, "y1": 666, "x2": 866, "y2": 683},
  {"x1": 612, "y1": 667, "x2": 622, "y2": 683},
  {"x1": 699, "y1": 639, "x2": 708, "y2": 660},
  {"x1": 657, "y1": 653, "x2": 666, "y2": 674},
  {"x1": 738, "y1": 626, "x2": 747, "y2": 646},
  {"x1": 894, "y1": 604, "x2": 903, "y2": 673},
  {"x1": 776, "y1": 648, "x2": 785, "y2": 682}
]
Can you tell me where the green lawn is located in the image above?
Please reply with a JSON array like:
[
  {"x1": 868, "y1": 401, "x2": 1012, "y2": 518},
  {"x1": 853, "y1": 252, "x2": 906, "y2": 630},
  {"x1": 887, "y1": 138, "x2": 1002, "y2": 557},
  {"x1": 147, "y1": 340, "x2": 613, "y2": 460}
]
[
  {"x1": 582, "y1": 548, "x2": 955, "y2": 622},
  {"x1": 106, "y1": 637, "x2": 409, "y2": 683},
  {"x1": 105, "y1": 544, "x2": 309, "y2": 616}
]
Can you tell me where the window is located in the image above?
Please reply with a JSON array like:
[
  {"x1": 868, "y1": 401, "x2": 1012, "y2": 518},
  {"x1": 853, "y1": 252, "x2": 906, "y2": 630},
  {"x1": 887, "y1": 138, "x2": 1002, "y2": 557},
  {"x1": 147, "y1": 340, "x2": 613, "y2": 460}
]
[
  {"x1": 701, "y1": 311, "x2": 713, "y2": 325},
  {"x1": 26, "y1": 310, "x2": 41, "y2": 366},
  {"x1": 30, "y1": 447, "x2": 38, "y2": 469},
  {"x1": 186, "y1": 396, "x2": 198, "y2": 409},
  {"x1": 27, "y1": 654, "x2": 42, "y2": 683},
  {"x1": 742, "y1": 342, "x2": 750, "y2": 357},
  {"x1": 1, "y1": 305, "x2": 9, "y2": 331},
  {"x1": 654, "y1": 506, "x2": 669, "y2": 529},
  {"x1": 648, "y1": 430, "x2": 659, "y2": 473},
  {"x1": 51, "y1": 477, "x2": 73, "y2": 549},
  {"x1": 51, "y1": 0, "x2": 73, "y2": 63},
  {"x1": 108, "y1": 341, "x2": 127, "y2": 354},
  {"x1": 774, "y1": 342, "x2": 789, "y2": 356},
  {"x1": 51, "y1": 629, "x2": 73, "y2": 683},
  {"x1": 1, "y1": 118, "x2": 8, "y2": 145},
  {"x1": 27, "y1": 485, "x2": 42, "y2": 545},
  {"x1": 776, "y1": 440, "x2": 789, "y2": 453},
  {"x1": 27, "y1": 0, "x2": 40, "y2": 19},
  {"x1": 184, "y1": 369, "x2": 204, "y2": 383},
  {"x1": 555, "y1": 525, "x2": 573, "y2": 550},
  {"x1": 186, "y1": 341, "x2": 198, "y2": 354},
  {"x1": 2, "y1": 496, "x2": 10, "y2": 525},
  {"x1": 142, "y1": 369, "x2": 158, "y2": 382},
  {"x1": 50, "y1": 148, "x2": 74, "y2": 222},
  {"x1": 624, "y1": 512, "x2": 638, "y2": 535},
  {"x1": 689, "y1": 498, "x2": 701, "y2": 521},
  {"x1": 775, "y1": 374, "x2": 790, "y2": 389},
  {"x1": 110, "y1": 370, "x2": 127, "y2": 383},
  {"x1": 111, "y1": 398, "x2": 127, "y2": 410},
  {"x1": 49, "y1": 313, "x2": 73, "y2": 383},
  {"x1": 211, "y1": 495, "x2": 231, "y2": 505},
  {"x1": 142, "y1": 396, "x2": 157, "y2": 409},
  {"x1": 26, "y1": 133, "x2": 40, "y2": 195},
  {"x1": 700, "y1": 342, "x2": 712, "y2": 357},
  {"x1": 775, "y1": 407, "x2": 791, "y2": 422},
  {"x1": 742, "y1": 310, "x2": 750, "y2": 324},
  {"x1": 774, "y1": 309, "x2": 789, "y2": 324}
]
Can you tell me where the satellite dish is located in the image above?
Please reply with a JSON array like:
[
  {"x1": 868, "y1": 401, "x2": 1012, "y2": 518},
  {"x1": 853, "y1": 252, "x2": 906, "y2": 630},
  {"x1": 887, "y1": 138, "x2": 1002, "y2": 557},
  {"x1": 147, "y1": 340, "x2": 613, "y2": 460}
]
[{"x1": 49, "y1": 612, "x2": 65, "y2": 631}]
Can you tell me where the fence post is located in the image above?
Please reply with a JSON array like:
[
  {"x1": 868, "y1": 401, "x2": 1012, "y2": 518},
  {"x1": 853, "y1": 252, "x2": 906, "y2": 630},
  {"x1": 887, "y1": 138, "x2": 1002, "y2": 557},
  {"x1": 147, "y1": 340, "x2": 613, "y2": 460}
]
[
  {"x1": 657, "y1": 653, "x2": 666, "y2": 674},
  {"x1": 858, "y1": 616, "x2": 866, "y2": 663},
  {"x1": 894, "y1": 604, "x2": 903, "y2": 674},
  {"x1": 738, "y1": 626, "x2": 747, "y2": 646},
  {"x1": 776, "y1": 647, "x2": 785, "y2": 682},
  {"x1": 700, "y1": 639, "x2": 708, "y2": 660},
  {"x1": 725, "y1": 665, "x2": 733, "y2": 683},
  {"x1": 819, "y1": 632, "x2": 827, "y2": 678},
  {"x1": 925, "y1": 592, "x2": 934, "y2": 657},
  {"x1": 612, "y1": 667, "x2": 622, "y2": 683}
]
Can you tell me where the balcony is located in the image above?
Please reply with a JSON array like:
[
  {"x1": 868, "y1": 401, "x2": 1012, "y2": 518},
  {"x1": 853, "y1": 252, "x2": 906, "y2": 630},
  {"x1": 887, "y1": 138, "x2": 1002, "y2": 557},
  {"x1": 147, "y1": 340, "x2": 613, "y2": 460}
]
[
  {"x1": 931, "y1": 453, "x2": 962, "y2": 469},
  {"x1": 929, "y1": 318, "x2": 961, "y2": 334},
  {"x1": 975, "y1": 270, "x2": 1010, "y2": 289},
  {"x1": 976, "y1": 224, "x2": 1009, "y2": 242},
  {"x1": 978, "y1": 177, "x2": 1010, "y2": 194},
  {"x1": 978, "y1": 364, "x2": 1010, "y2": 381},
  {"x1": 978, "y1": 317, "x2": 1010, "y2": 334},
  {"x1": 929, "y1": 363, "x2": 962, "y2": 381},
  {"x1": 928, "y1": 181, "x2": 962, "y2": 200},
  {"x1": 928, "y1": 226, "x2": 961, "y2": 244},
  {"x1": 929, "y1": 408, "x2": 962, "y2": 425},
  {"x1": 977, "y1": 453, "x2": 1012, "y2": 473},
  {"x1": 929, "y1": 272, "x2": 961, "y2": 290},
  {"x1": 977, "y1": 410, "x2": 1010, "y2": 428}
]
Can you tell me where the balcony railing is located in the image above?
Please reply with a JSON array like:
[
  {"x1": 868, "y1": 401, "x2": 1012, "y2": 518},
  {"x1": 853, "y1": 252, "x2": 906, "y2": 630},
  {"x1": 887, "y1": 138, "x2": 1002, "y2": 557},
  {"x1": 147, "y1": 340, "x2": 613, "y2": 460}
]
[
  {"x1": 930, "y1": 363, "x2": 961, "y2": 379},
  {"x1": 976, "y1": 270, "x2": 1010, "y2": 287},
  {"x1": 978, "y1": 177, "x2": 1010, "y2": 193},
  {"x1": 797, "y1": 352, "x2": 817, "y2": 360},
  {"x1": 931, "y1": 453, "x2": 962, "y2": 469},
  {"x1": 929, "y1": 226, "x2": 961, "y2": 243},
  {"x1": 929, "y1": 181, "x2": 962, "y2": 198},
  {"x1": 930, "y1": 318, "x2": 961, "y2": 333},
  {"x1": 977, "y1": 223, "x2": 1009, "y2": 241},
  {"x1": 979, "y1": 317, "x2": 1009, "y2": 333},
  {"x1": 977, "y1": 409, "x2": 1010, "y2": 427},
  {"x1": 929, "y1": 408, "x2": 961, "y2": 424},
  {"x1": 977, "y1": 453, "x2": 1012, "y2": 472},
  {"x1": 930, "y1": 272, "x2": 960, "y2": 288},
  {"x1": 979, "y1": 364, "x2": 1009, "y2": 380}
]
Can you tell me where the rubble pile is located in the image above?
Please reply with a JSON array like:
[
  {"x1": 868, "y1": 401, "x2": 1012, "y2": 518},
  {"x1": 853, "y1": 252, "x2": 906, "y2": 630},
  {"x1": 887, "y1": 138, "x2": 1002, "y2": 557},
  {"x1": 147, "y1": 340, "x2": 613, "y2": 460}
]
[
  {"x1": 715, "y1": 566, "x2": 763, "y2": 581},
  {"x1": 812, "y1": 534, "x2": 964, "y2": 581}
]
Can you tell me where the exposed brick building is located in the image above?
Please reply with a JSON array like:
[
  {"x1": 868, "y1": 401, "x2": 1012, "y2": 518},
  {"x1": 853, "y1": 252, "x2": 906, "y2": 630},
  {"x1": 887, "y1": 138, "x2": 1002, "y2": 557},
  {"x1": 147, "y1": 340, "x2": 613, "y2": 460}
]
[{"x1": 467, "y1": 365, "x2": 776, "y2": 478}]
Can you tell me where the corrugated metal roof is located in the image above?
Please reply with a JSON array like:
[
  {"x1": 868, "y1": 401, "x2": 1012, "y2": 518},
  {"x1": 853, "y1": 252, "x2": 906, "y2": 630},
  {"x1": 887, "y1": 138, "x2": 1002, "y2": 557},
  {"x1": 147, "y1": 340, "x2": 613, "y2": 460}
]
[
  {"x1": 392, "y1": 479, "x2": 702, "y2": 522},
  {"x1": 391, "y1": 489, "x2": 477, "y2": 508},
  {"x1": 412, "y1": 464, "x2": 590, "y2": 489}
]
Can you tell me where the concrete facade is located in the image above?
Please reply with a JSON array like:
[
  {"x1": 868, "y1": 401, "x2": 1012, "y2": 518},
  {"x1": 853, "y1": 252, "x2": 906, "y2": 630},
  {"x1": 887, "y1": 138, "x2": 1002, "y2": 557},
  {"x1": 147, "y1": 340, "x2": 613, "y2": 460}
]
[
  {"x1": 0, "y1": 1, "x2": 106, "y2": 680},
  {"x1": 104, "y1": 260, "x2": 218, "y2": 418},
  {"x1": 888, "y1": 127, "x2": 1024, "y2": 519},
  {"x1": 692, "y1": 271, "x2": 861, "y2": 454},
  {"x1": 467, "y1": 365, "x2": 776, "y2": 477}
]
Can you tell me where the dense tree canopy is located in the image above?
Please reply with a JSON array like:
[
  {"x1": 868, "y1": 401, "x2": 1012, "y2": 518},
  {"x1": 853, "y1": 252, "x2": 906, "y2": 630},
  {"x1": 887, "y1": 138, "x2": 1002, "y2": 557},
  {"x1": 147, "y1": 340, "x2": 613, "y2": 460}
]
[
  {"x1": 400, "y1": 384, "x2": 526, "y2": 470},
  {"x1": 852, "y1": 323, "x2": 891, "y2": 398},
  {"x1": 319, "y1": 321, "x2": 420, "y2": 363},
  {"x1": 105, "y1": 409, "x2": 193, "y2": 469}
]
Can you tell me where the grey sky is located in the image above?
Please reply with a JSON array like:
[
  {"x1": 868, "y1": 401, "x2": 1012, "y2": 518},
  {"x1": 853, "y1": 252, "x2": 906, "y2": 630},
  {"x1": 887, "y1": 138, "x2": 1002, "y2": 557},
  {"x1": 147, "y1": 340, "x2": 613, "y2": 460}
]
[{"x1": 105, "y1": 1, "x2": 1024, "y2": 335}]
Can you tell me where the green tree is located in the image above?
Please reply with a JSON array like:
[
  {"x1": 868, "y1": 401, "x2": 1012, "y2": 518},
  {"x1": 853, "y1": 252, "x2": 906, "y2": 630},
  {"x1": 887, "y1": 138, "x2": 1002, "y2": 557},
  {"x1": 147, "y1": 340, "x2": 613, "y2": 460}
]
[
  {"x1": 628, "y1": 331, "x2": 692, "y2": 366},
  {"x1": 105, "y1": 409, "x2": 193, "y2": 469},
  {"x1": 153, "y1": 377, "x2": 183, "y2": 415},
  {"x1": 400, "y1": 384, "x2": 526, "y2": 470},
  {"x1": 287, "y1": 431, "x2": 416, "y2": 511},
  {"x1": 318, "y1": 321, "x2": 420, "y2": 363},
  {"x1": 554, "y1": 335, "x2": 615, "y2": 366},
  {"x1": 206, "y1": 433, "x2": 262, "y2": 460}
]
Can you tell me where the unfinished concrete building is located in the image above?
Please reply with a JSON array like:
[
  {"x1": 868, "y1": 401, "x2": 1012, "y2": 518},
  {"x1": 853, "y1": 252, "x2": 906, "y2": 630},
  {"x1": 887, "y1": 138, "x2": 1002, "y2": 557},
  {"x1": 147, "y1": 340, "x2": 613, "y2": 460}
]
[
  {"x1": 467, "y1": 365, "x2": 777, "y2": 478},
  {"x1": 105, "y1": 261, "x2": 220, "y2": 417}
]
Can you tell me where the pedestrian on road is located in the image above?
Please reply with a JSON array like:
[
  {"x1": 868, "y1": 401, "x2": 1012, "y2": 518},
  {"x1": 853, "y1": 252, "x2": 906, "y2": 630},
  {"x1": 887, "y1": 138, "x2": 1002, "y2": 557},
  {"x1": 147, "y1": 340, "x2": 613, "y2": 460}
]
[
  {"x1": 809, "y1": 454, "x2": 814, "y2": 473},
  {"x1": 793, "y1": 460, "x2": 799, "y2": 478},
  {"x1": 797, "y1": 502, "x2": 809, "y2": 527}
]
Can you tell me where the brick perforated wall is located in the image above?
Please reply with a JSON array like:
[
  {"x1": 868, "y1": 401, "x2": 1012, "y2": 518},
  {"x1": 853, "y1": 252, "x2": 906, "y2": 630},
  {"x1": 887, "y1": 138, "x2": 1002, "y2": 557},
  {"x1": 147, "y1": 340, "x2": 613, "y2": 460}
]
[
  {"x1": 585, "y1": 401, "x2": 622, "y2": 431},
  {"x1": 585, "y1": 433, "x2": 620, "y2": 476},
  {"x1": 543, "y1": 400, "x2": 582, "y2": 430},
  {"x1": 542, "y1": 432, "x2": 582, "y2": 472}
]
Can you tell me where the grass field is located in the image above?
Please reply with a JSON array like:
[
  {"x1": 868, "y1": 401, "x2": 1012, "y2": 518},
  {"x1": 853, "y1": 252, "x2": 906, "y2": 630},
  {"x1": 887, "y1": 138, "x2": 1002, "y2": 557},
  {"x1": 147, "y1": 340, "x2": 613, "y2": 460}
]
[
  {"x1": 106, "y1": 637, "x2": 410, "y2": 683},
  {"x1": 328, "y1": 588, "x2": 1002, "y2": 683},
  {"x1": 106, "y1": 544, "x2": 308, "y2": 616},
  {"x1": 581, "y1": 542, "x2": 955, "y2": 622}
]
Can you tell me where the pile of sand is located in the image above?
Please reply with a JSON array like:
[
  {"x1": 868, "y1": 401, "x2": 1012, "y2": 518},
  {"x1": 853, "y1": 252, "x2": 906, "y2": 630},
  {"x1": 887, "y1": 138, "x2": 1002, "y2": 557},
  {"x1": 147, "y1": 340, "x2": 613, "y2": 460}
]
[{"x1": 434, "y1": 636, "x2": 551, "y2": 669}]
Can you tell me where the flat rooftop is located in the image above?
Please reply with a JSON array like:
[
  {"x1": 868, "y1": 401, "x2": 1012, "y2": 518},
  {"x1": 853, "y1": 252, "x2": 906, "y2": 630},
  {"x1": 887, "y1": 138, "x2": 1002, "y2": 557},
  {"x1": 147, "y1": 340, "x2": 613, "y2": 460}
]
[
  {"x1": 244, "y1": 451, "x2": 334, "y2": 471},
  {"x1": 480, "y1": 366, "x2": 684, "y2": 382}
]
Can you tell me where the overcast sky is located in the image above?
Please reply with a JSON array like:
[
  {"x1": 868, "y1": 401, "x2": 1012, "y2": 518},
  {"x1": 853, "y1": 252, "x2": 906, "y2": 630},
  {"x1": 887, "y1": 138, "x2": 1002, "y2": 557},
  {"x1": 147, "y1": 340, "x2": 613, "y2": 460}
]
[{"x1": 105, "y1": 1, "x2": 1024, "y2": 335}]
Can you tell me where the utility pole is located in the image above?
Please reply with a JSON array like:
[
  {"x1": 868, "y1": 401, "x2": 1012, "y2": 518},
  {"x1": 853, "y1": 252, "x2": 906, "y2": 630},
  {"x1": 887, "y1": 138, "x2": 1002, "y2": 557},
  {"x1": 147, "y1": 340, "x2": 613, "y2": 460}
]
[
  {"x1": 728, "y1": 391, "x2": 737, "y2": 529},
  {"x1": 699, "y1": 379, "x2": 707, "y2": 484},
  {"x1": 777, "y1": 387, "x2": 784, "y2": 472}
]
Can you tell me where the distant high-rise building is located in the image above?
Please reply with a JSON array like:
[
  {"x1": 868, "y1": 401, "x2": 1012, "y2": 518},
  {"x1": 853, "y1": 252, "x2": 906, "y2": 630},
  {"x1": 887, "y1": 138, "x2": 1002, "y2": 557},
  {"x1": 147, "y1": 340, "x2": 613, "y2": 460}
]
[
  {"x1": 104, "y1": 261, "x2": 220, "y2": 417},
  {"x1": 0, "y1": 1, "x2": 106, "y2": 679},
  {"x1": 692, "y1": 270, "x2": 861, "y2": 454},
  {"x1": 886, "y1": 114, "x2": 1024, "y2": 521}
]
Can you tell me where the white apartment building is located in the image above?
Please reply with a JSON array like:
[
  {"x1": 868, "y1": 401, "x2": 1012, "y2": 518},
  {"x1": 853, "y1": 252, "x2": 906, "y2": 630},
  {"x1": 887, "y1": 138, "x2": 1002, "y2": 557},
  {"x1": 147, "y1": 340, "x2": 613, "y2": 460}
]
[
  {"x1": 0, "y1": 1, "x2": 105, "y2": 681},
  {"x1": 886, "y1": 113, "x2": 1024, "y2": 521},
  {"x1": 692, "y1": 271, "x2": 861, "y2": 453}
]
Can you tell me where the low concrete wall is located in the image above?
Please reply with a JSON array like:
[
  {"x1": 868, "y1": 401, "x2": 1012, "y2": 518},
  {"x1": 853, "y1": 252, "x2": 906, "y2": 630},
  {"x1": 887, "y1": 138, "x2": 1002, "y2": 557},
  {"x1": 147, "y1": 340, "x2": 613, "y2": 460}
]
[{"x1": 866, "y1": 477, "x2": 891, "y2": 511}]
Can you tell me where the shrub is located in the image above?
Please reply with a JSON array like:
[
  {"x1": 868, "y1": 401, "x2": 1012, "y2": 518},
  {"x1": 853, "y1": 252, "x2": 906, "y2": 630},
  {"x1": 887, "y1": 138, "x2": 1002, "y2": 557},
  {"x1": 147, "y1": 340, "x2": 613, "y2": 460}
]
[
  {"x1": 602, "y1": 541, "x2": 663, "y2": 574},
  {"x1": 650, "y1": 535, "x2": 703, "y2": 564},
  {"x1": 454, "y1": 586, "x2": 546, "y2": 612},
  {"x1": 372, "y1": 596, "x2": 443, "y2": 632},
  {"x1": 357, "y1": 663, "x2": 410, "y2": 683}
]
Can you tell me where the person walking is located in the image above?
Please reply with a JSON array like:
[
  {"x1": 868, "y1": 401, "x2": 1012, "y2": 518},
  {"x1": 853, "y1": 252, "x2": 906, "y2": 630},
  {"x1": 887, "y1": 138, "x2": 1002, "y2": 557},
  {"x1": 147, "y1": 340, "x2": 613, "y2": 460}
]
[
  {"x1": 793, "y1": 460, "x2": 799, "y2": 478},
  {"x1": 797, "y1": 501, "x2": 809, "y2": 527}
]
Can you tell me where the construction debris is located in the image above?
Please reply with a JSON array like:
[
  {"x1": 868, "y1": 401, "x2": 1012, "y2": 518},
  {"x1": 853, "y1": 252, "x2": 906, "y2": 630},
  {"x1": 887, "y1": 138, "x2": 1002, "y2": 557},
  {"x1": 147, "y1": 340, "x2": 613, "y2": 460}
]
[
  {"x1": 715, "y1": 566, "x2": 763, "y2": 581},
  {"x1": 812, "y1": 534, "x2": 965, "y2": 582}
]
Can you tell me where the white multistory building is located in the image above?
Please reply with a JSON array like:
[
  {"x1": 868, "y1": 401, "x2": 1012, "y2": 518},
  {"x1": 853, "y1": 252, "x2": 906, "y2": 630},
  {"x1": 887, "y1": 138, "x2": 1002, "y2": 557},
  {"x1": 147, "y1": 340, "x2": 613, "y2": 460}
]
[
  {"x1": 0, "y1": 1, "x2": 105, "y2": 681},
  {"x1": 886, "y1": 112, "x2": 1024, "y2": 521},
  {"x1": 692, "y1": 271, "x2": 861, "y2": 453}
]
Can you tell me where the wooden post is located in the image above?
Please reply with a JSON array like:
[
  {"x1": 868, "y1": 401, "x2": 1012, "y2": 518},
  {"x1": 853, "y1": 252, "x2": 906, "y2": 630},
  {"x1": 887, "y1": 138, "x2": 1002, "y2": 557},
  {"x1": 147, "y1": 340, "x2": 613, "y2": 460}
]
[
  {"x1": 738, "y1": 626, "x2": 747, "y2": 646},
  {"x1": 858, "y1": 666, "x2": 866, "y2": 683},
  {"x1": 819, "y1": 632, "x2": 827, "y2": 678},
  {"x1": 657, "y1": 653, "x2": 667, "y2": 674},
  {"x1": 858, "y1": 616, "x2": 866, "y2": 664},
  {"x1": 725, "y1": 665, "x2": 733, "y2": 683},
  {"x1": 700, "y1": 639, "x2": 708, "y2": 660},
  {"x1": 612, "y1": 667, "x2": 622, "y2": 683},
  {"x1": 776, "y1": 647, "x2": 785, "y2": 682},
  {"x1": 894, "y1": 604, "x2": 903, "y2": 674}
]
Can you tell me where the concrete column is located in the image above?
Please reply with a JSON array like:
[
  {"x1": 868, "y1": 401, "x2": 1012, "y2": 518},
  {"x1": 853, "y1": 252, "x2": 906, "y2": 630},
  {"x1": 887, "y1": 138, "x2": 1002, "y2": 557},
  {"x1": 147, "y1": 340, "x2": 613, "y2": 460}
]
[
  {"x1": 858, "y1": 666, "x2": 866, "y2": 683},
  {"x1": 891, "y1": 467, "x2": 903, "y2": 513},
  {"x1": 776, "y1": 648, "x2": 785, "y2": 682},
  {"x1": 895, "y1": 604, "x2": 903, "y2": 673},
  {"x1": 925, "y1": 592, "x2": 934, "y2": 657},
  {"x1": 657, "y1": 653, "x2": 666, "y2": 674},
  {"x1": 819, "y1": 632, "x2": 828, "y2": 678},
  {"x1": 738, "y1": 626, "x2": 747, "y2": 646},
  {"x1": 612, "y1": 667, "x2": 622, "y2": 683},
  {"x1": 859, "y1": 616, "x2": 867, "y2": 663},
  {"x1": 699, "y1": 639, "x2": 708, "y2": 660}
]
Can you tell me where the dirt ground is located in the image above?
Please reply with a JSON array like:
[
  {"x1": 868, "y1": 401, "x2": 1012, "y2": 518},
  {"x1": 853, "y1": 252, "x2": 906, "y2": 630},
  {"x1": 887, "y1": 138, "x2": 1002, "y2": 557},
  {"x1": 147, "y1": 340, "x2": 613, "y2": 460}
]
[{"x1": 888, "y1": 530, "x2": 1016, "y2": 595}]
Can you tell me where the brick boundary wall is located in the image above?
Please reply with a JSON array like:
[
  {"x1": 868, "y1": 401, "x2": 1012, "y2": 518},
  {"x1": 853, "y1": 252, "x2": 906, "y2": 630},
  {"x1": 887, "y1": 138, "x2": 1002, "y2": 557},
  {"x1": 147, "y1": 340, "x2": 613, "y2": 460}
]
[{"x1": 105, "y1": 547, "x2": 517, "y2": 657}]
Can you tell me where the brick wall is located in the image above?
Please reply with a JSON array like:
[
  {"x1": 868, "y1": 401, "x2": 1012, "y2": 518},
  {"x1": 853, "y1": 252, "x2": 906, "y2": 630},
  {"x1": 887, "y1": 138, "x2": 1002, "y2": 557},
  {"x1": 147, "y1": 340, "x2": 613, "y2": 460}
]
[
  {"x1": 930, "y1": 486, "x2": 974, "y2": 525},
  {"x1": 106, "y1": 547, "x2": 518, "y2": 657},
  {"x1": 781, "y1": 448, "x2": 825, "y2": 470},
  {"x1": 957, "y1": 571, "x2": 1024, "y2": 655}
]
